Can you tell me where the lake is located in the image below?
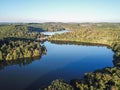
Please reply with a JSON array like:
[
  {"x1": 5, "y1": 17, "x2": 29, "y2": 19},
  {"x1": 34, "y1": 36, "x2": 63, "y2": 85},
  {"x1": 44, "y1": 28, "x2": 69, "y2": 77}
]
[
  {"x1": 41, "y1": 30, "x2": 69, "y2": 35},
  {"x1": 0, "y1": 41, "x2": 114, "y2": 90}
]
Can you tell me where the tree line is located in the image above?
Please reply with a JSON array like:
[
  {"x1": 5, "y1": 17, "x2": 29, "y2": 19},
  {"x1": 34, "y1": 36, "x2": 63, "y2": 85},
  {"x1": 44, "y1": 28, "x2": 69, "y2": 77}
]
[
  {"x1": 44, "y1": 23, "x2": 120, "y2": 90},
  {"x1": 0, "y1": 25, "x2": 46, "y2": 61}
]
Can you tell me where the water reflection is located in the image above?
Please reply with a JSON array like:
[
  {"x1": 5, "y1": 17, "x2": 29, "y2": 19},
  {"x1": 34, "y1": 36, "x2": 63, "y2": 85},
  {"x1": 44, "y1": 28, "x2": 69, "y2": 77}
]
[
  {"x1": 113, "y1": 55, "x2": 120, "y2": 67},
  {"x1": 50, "y1": 40, "x2": 120, "y2": 68},
  {"x1": 50, "y1": 40, "x2": 111, "y2": 47},
  {"x1": 0, "y1": 41, "x2": 114, "y2": 90},
  {"x1": 0, "y1": 41, "x2": 115, "y2": 70},
  {"x1": 0, "y1": 41, "x2": 116, "y2": 70},
  {"x1": 0, "y1": 57, "x2": 42, "y2": 70}
]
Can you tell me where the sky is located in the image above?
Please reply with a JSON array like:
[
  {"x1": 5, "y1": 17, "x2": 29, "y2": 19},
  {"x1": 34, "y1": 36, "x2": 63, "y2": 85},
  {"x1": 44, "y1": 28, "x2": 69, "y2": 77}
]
[{"x1": 0, "y1": 0, "x2": 120, "y2": 22}]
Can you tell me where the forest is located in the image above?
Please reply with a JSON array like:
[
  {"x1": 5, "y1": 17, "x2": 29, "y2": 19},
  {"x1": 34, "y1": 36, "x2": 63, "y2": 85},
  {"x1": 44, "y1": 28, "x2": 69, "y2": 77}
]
[
  {"x1": 45, "y1": 23, "x2": 120, "y2": 90},
  {"x1": 0, "y1": 25, "x2": 46, "y2": 61},
  {"x1": 0, "y1": 23, "x2": 120, "y2": 90}
]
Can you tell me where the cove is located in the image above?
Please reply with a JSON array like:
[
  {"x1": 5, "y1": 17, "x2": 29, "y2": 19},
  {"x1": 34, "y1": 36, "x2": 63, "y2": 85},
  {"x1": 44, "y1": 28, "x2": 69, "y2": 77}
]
[{"x1": 0, "y1": 41, "x2": 114, "y2": 90}]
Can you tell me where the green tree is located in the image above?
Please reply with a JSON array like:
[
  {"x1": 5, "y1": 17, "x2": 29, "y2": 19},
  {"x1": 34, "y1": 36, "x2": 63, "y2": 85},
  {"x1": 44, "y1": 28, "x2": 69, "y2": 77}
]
[
  {"x1": 0, "y1": 51, "x2": 3, "y2": 60},
  {"x1": 13, "y1": 50, "x2": 18, "y2": 60}
]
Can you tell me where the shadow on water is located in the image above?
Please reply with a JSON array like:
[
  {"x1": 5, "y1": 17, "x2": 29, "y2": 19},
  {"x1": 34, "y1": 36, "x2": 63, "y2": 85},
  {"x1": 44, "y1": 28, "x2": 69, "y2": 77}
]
[
  {"x1": 0, "y1": 57, "x2": 42, "y2": 70},
  {"x1": 49, "y1": 40, "x2": 111, "y2": 47}
]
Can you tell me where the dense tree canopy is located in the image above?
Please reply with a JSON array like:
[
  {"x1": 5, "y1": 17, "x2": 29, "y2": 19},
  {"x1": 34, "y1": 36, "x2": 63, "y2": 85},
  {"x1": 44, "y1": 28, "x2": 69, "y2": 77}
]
[
  {"x1": 0, "y1": 25, "x2": 46, "y2": 61},
  {"x1": 1, "y1": 23, "x2": 120, "y2": 90},
  {"x1": 45, "y1": 23, "x2": 120, "y2": 90}
]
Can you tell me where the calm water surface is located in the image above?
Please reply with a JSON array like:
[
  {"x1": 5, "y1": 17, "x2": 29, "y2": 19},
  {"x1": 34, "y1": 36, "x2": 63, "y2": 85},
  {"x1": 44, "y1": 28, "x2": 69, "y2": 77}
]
[
  {"x1": 41, "y1": 30, "x2": 69, "y2": 35},
  {"x1": 0, "y1": 41, "x2": 114, "y2": 90}
]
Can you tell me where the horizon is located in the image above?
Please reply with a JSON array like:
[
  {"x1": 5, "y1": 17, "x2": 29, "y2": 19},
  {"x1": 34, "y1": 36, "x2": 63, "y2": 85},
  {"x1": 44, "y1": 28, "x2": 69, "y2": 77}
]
[
  {"x1": 0, "y1": 0, "x2": 120, "y2": 22},
  {"x1": 1, "y1": 21, "x2": 120, "y2": 24}
]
